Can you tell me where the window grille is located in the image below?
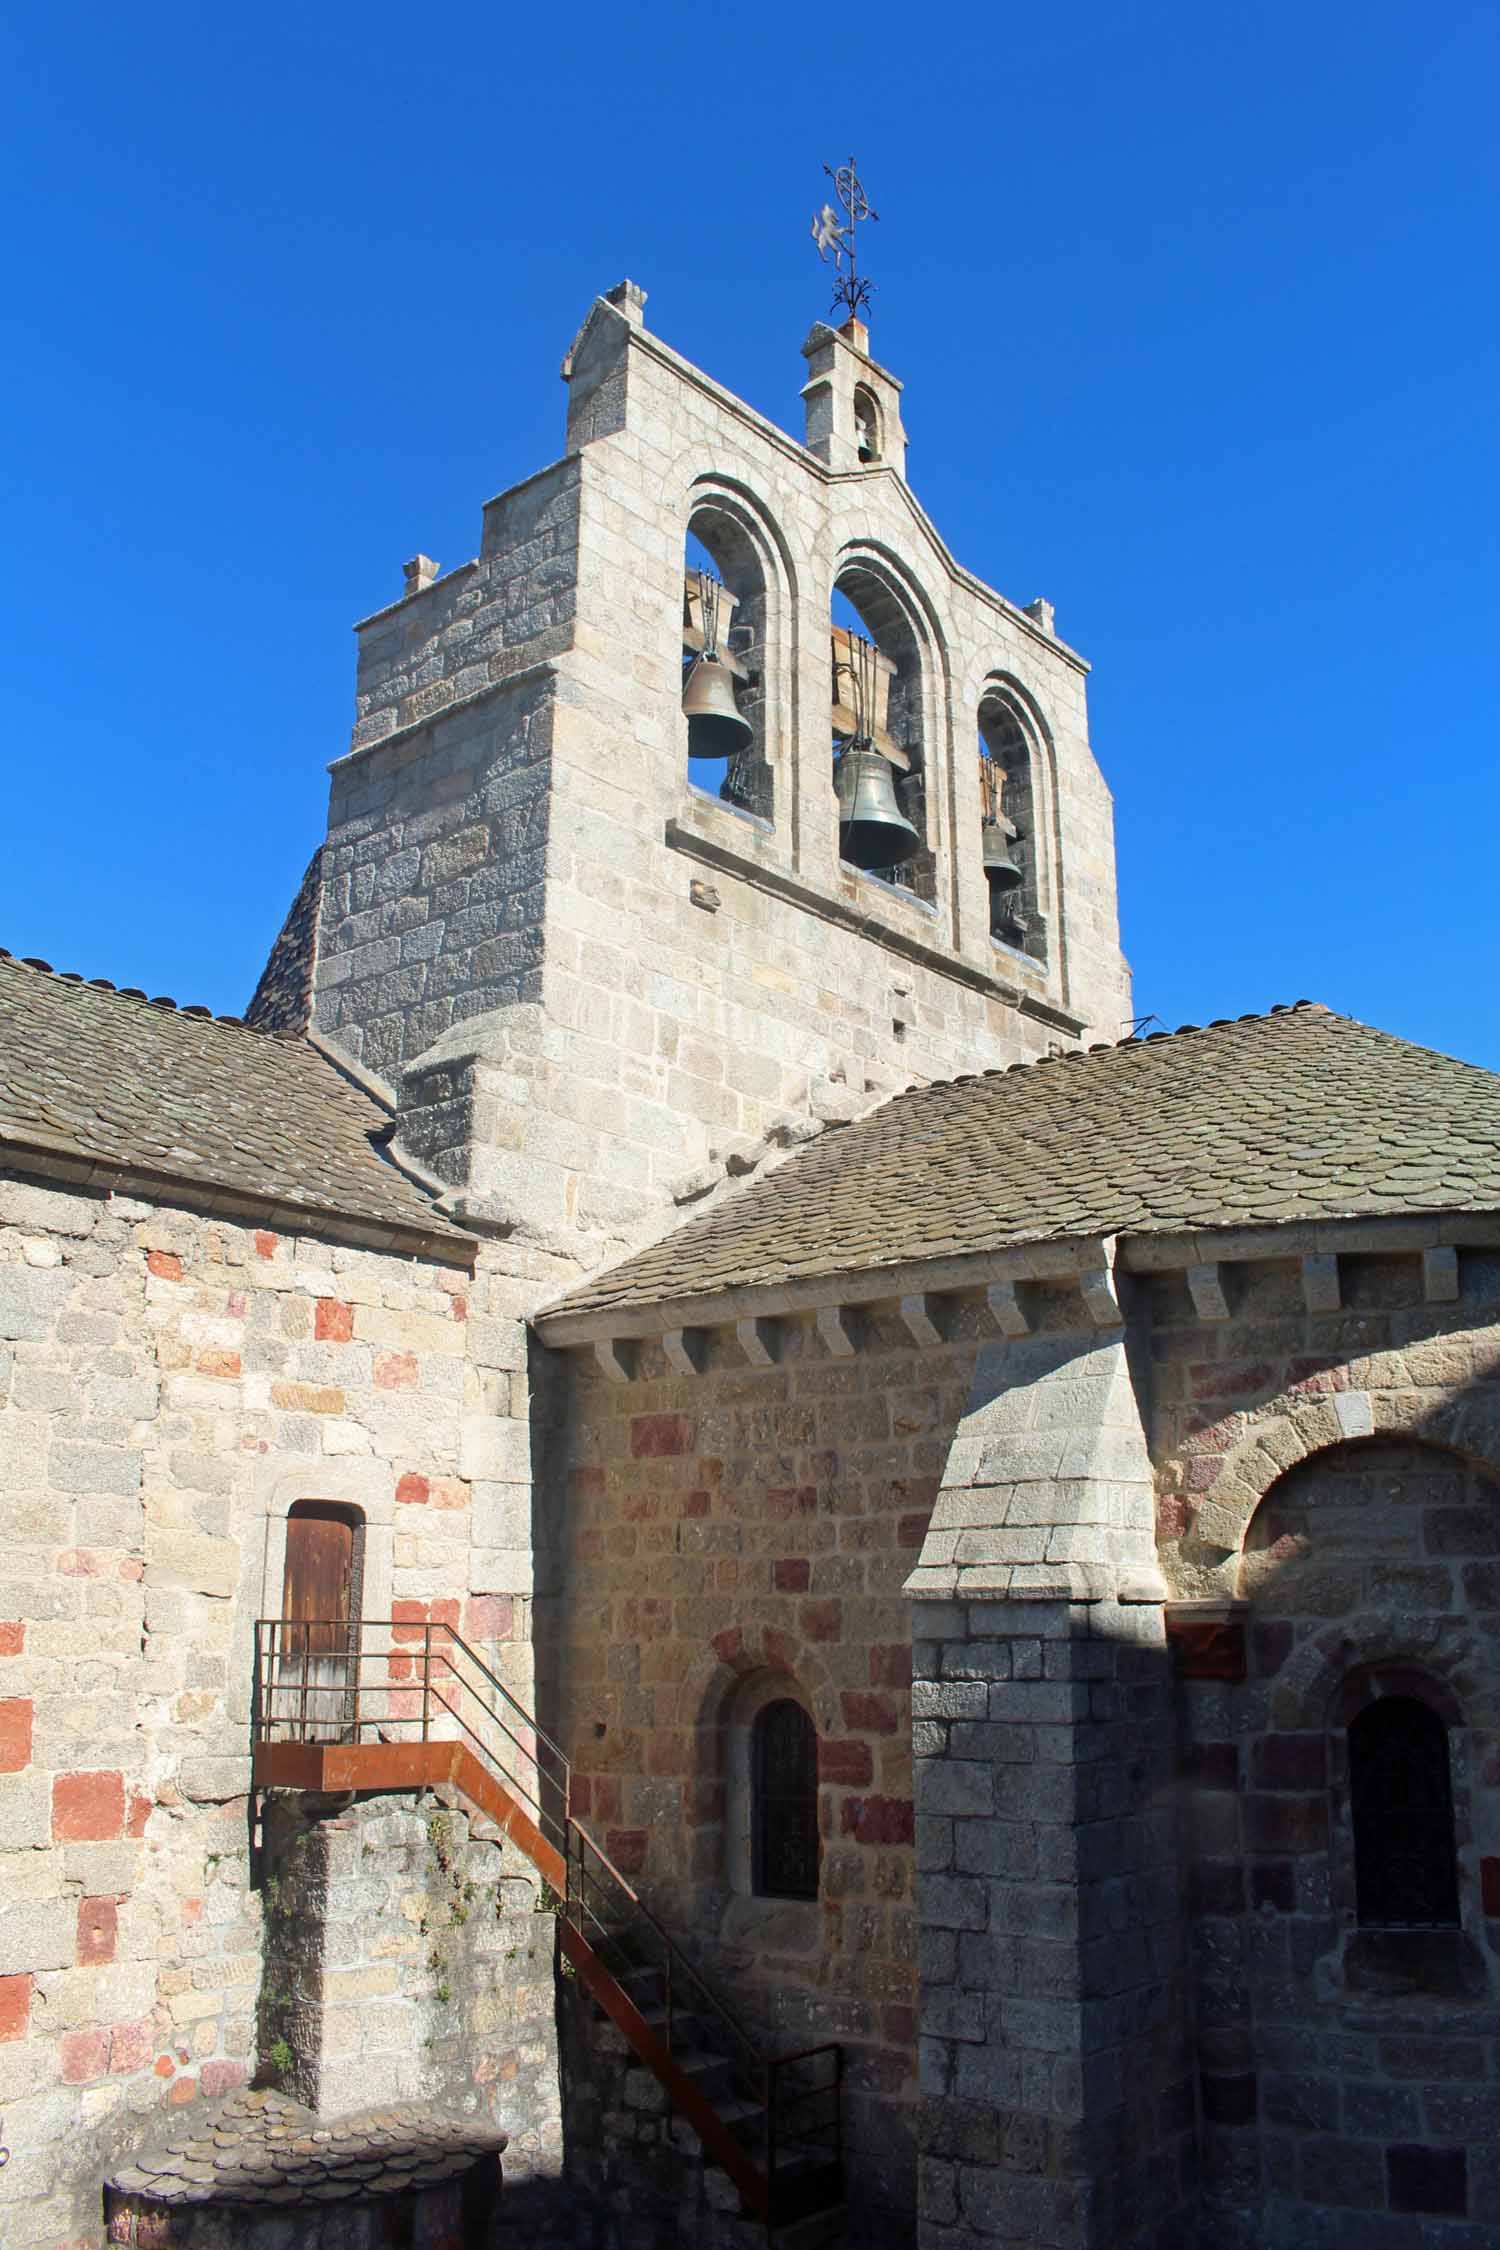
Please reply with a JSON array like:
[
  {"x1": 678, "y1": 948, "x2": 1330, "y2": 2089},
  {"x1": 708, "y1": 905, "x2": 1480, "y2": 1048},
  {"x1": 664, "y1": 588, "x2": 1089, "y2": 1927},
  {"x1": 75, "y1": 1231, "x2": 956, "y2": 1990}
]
[
  {"x1": 1349, "y1": 1696, "x2": 1460, "y2": 1927},
  {"x1": 751, "y1": 1699, "x2": 819, "y2": 1900}
]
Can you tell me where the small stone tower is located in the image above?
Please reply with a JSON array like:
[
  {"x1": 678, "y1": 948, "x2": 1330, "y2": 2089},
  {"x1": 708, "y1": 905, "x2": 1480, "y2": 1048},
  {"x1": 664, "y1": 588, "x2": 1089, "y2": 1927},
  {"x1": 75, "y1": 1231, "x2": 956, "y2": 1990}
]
[{"x1": 254, "y1": 281, "x2": 1129, "y2": 1272}]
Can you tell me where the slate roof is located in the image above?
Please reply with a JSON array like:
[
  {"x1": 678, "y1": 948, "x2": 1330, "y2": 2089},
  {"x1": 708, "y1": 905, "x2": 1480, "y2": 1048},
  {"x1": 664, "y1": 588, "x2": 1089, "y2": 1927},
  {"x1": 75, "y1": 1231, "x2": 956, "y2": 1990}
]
[
  {"x1": 107, "y1": 2087, "x2": 505, "y2": 2207},
  {"x1": 0, "y1": 950, "x2": 469, "y2": 1253},
  {"x1": 540, "y1": 1005, "x2": 1500, "y2": 1327}
]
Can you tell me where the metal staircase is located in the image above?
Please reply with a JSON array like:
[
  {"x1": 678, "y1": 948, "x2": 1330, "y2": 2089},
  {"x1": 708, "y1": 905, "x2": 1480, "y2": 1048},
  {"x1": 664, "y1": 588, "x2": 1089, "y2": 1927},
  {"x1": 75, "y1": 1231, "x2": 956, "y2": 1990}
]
[{"x1": 252, "y1": 1618, "x2": 843, "y2": 2235}]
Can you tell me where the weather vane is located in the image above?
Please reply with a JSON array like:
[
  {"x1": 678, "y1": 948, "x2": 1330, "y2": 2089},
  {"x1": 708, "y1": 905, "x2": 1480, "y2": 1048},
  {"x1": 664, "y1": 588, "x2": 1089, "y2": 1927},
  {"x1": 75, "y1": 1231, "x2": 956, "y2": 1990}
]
[{"x1": 811, "y1": 158, "x2": 879, "y2": 323}]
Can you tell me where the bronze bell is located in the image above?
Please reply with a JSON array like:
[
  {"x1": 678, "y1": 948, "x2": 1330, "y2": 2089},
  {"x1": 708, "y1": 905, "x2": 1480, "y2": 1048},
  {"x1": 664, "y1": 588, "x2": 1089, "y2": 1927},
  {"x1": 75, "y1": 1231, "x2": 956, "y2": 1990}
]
[
  {"x1": 836, "y1": 746, "x2": 921, "y2": 871},
  {"x1": 981, "y1": 820, "x2": 1023, "y2": 891},
  {"x1": 682, "y1": 653, "x2": 753, "y2": 760}
]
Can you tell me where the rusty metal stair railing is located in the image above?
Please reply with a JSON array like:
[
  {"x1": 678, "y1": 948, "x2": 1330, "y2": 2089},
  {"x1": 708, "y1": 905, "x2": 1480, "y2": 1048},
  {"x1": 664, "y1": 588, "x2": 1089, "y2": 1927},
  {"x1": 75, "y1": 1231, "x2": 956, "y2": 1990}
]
[{"x1": 252, "y1": 1618, "x2": 843, "y2": 2229}]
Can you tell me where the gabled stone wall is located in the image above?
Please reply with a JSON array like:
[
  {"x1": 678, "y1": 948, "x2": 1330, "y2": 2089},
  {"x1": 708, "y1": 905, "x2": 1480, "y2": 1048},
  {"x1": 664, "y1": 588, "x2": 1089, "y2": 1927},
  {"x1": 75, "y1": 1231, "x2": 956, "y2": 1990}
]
[{"x1": 290, "y1": 284, "x2": 1128, "y2": 1279}]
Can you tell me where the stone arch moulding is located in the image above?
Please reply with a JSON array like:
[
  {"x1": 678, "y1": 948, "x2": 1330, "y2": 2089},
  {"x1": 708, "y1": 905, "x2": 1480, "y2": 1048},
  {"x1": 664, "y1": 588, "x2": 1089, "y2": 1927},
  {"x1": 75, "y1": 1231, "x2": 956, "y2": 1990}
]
[
  {"x1": 1171, "y1": 1393, "x2": 1500, "y2": 1593},
  {"x1": 1263, "y1": 1618, "x2": 1478, "y2": 1740},
  {"x1": 673, "y1": 1625, "x2": 840, "y2": 1762},
  {"x1": 832, "y1": 536, "x2": 951, "y2": 720},
  {"x1": 684, "y1": 474, "x2": 801, "y2": 827},
  {"x1": 977, "y1": 671, "x2": 1063, "y2": 979},
  {"x1": 673, "y1": 1630, "x2": 837, "y2": 1912}
]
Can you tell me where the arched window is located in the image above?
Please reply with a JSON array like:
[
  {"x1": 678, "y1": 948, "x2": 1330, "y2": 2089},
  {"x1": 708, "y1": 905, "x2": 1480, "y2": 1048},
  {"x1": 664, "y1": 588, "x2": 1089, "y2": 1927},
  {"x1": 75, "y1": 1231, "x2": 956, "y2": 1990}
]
[
  {"x1": 683, "y1": 511, "x2": 771, "y2": 821},
  {"x1": 1349, "y1": 1696, "x2": 1460, "y2": 1927},
  {"x1": 751, "y1": 1698, "x2": 819, "y2": 1900}
]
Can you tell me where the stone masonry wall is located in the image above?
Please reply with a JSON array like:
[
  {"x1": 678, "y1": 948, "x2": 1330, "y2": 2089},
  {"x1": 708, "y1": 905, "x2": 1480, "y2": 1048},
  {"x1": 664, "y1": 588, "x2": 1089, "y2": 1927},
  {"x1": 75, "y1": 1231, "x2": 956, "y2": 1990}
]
[
  {"x1": 546, "y1": 1303, "x2": 1005, "y2": 2245},
  {"x1": 1148, "y1": 1249, "x2": 1500, "y2": 2248},
  {"x1": 313, "y1": 666, "x2": 554, "y2": 1095},
  {"x1": 911, "y1": 1594, "x2": 1193, "y2": 2250},
  {"x1": 259, "y1": 1791, "x2": 559, "y2": 2159},
  {"x1": 0, "y1": 1166, "x2": 543, "y2": 2248}
]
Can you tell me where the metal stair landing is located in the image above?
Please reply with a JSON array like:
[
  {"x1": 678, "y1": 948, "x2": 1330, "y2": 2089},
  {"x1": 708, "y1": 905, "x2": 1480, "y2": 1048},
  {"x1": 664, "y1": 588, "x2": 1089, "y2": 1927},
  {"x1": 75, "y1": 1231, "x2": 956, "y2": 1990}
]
[{"x1": 252, "y1": 1618, "x2": 844, "y2": 2235}]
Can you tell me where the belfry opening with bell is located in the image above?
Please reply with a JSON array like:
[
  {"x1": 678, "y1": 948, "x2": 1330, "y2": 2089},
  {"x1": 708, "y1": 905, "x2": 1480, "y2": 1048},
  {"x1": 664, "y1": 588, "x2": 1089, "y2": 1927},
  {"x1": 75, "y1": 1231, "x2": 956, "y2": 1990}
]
[
  {"x1": 682, "y1": 557, "x2": 770, "y2": 819},
  {"x1": 831, "y1": 625, "x2": 918, "y2": 879}
]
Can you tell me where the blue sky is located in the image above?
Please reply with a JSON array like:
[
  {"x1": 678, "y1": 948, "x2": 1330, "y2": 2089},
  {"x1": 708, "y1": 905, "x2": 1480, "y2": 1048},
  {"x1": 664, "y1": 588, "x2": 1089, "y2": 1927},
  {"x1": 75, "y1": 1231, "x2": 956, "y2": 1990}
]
[{"x1": 4, "y1": 3, "x2": 1497, "y2": 1063}]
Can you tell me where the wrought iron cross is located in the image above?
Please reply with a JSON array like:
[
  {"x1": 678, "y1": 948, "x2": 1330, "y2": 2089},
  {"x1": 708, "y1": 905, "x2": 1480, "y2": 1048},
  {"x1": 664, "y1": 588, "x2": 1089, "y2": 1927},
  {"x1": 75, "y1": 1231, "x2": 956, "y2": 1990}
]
[{"x1": 811, "y1": 158, "x2": 879, "y2": 322}]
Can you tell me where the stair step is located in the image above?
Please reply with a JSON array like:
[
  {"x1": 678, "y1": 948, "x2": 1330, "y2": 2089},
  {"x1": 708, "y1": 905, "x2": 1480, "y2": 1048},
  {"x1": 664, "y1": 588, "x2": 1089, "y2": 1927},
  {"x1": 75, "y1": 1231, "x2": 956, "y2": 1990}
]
[
  {"x1": 671, "y1": 2047, "x2": 735, "y2": 2094},
  {"x1": 773, "y1": 2202, "x2": 846, "y2": 2248},
  {"x1": 634, "y1": 2003, "x2": 704, "y2": 2045},
  {"x1": 715, "y1": 2095, "x2": 764, "y2": 2130}
]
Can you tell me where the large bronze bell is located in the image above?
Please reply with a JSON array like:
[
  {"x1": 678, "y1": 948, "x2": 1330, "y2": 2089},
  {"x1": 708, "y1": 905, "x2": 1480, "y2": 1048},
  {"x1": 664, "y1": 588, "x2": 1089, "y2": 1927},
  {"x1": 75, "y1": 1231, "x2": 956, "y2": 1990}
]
[
  {"x1": 837, "y1": 746, "x2": 921, "y2": 871},
  {"x1": 981, "y1": 820, "x2": 1023, "y2": 891},
  {"x1": 682, "y1": 652, "x2": 753, "y2": 760}
]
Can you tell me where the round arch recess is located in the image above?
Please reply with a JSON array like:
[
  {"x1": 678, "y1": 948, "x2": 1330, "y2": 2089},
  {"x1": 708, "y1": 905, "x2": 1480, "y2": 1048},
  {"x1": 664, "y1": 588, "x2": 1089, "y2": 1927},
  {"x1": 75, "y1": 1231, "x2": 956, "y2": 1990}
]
[{"x1": 1172, "y1": 1389, "x2": 1500, "y2": 1590}]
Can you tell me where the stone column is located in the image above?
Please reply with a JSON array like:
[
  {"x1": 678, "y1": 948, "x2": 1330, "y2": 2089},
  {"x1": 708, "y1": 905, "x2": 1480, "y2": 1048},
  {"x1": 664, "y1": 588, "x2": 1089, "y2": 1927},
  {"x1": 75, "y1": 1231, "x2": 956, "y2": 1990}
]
[{"x1": 908, "y1": 1299, "x2": 1195, "y2": 2249}]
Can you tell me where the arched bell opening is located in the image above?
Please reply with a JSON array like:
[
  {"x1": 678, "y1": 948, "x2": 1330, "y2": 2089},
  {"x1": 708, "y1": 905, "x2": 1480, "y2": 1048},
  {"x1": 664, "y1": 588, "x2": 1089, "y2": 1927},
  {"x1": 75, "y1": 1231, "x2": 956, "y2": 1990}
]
[
  {"x1": 853, "y1": 384, "x2": 883, "y2": 466},
  {"x1": 683, "y1": 506, "x2": 771, "y2": 822},
  {"x1": 831, "y1": 566, "x2": 936, "y2": 903},
  {"x1": 978, "y1": 692, "x2": 1046, "y2": 961}
]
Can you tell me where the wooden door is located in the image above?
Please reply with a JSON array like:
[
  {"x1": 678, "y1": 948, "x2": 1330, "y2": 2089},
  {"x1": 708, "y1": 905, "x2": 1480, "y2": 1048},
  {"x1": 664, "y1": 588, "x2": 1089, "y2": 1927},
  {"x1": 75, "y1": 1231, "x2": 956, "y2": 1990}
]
[{"x1": 279, "y1": 1503, "x2": 357, "y2": 1740}]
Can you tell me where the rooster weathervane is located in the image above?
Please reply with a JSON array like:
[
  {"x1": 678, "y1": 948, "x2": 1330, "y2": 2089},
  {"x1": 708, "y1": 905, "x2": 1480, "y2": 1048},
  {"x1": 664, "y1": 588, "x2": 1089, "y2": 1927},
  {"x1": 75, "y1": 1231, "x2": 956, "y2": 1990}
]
[{"x1": 811, "y1": 158, "x2": 879, "y2": 322}]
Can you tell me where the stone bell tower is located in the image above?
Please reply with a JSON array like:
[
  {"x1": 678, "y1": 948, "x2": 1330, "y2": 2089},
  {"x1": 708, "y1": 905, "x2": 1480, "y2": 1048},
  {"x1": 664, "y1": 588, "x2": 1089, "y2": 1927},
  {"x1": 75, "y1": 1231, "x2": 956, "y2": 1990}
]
[{"x1": 252, "y1": 279, "x2": 1129, "y2": 1274}]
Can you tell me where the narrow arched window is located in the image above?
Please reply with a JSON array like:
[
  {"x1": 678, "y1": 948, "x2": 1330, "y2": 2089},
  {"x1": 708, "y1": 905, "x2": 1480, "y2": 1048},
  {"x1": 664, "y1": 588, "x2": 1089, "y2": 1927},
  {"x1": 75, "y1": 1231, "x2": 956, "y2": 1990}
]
[
  {"x1": 752, "y1": 1698, "x2": 819, "y2": 1900},
  {"x1": 1349, "y1": 1696, "x2": 1460, "y2": 1927}
]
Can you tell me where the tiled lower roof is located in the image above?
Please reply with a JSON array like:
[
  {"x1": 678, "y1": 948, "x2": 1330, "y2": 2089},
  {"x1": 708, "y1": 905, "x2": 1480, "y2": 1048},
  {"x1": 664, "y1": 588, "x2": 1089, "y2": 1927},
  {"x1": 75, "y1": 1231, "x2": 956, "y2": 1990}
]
[
  {"x1": 0, "y1": 950, "x2": 469, "y2": 1252},
  {"x1": 539, "y1": 1005, "x2": 1500, "y2": 1326},
  {"x1": 107, "y1": 2087, "x2": 505, "y2": 2206}
]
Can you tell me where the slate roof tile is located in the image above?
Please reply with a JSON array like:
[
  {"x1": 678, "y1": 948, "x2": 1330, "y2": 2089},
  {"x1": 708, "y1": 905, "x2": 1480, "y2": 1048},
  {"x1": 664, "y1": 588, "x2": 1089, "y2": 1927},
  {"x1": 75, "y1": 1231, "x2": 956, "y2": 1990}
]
[
  {"x1": 0, "y1": 951, "x2": 467, "y2": 1250},
  {"x1": 542, "y1": 1005, "x2": 1500, "y2": 1325},
  {"x1": 107, "y1": 2088, "x2": 505, "y2": 2208}
]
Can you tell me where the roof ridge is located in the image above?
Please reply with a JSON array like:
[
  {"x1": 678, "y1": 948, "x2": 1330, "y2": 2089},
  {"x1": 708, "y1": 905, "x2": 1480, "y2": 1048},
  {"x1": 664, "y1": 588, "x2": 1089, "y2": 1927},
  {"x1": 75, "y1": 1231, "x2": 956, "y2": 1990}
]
[
  {"x1": 0, "y1": 946, "x2": 296, "y2": 1044},
  {"x1": 933, "y1": 999, "x2": 1332, "y2": 1091}
]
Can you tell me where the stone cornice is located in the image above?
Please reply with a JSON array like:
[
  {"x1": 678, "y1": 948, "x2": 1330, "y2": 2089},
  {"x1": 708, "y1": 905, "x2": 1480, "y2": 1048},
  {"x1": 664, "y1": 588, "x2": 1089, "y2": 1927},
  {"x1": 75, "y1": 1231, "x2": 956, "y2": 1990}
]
[
  {"x1": 533, "y1": 1211, "x2": 1500, "y2": 1356},
  {"x1": 663, "y1": 819, "x2": 1084, "y2": 1037},
  {"x1": 533, "y1": 1233, "x2": 1119, "y2": 1348}
]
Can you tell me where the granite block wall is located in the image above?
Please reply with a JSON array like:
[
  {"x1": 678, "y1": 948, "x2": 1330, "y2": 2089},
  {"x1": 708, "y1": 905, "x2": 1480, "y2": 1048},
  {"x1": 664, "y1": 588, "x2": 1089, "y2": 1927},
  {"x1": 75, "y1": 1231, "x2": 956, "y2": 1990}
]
[
  {"x1": 911, "y1": 1595, "x2": 1193, "y2": 2250},
  {"x1": 259, "y1": 1791, "x2": 559, "y2": 2155},
  {"x1": 0, "y1": 1167, "x2": 541, "y2": 2248},
  {"x1": 544, "y1": 1303, "x2": 995, "y2": 2244},
  {"x1": 1148, "y1": 1248, "x2": 1500, "y2": 2249}
]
